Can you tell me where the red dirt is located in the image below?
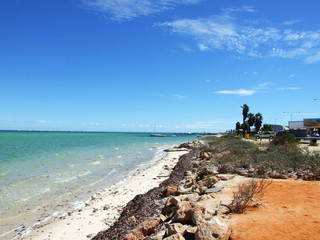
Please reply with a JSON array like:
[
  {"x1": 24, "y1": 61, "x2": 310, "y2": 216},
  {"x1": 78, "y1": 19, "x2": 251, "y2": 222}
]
[{"x1": 230, "y1": 179, "x2": 320, "y2": 240}]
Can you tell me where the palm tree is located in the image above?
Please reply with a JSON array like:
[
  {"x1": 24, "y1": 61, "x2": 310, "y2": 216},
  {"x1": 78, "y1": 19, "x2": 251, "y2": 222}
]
[
  {"x1": 254, "y1": 113, "x2": 263, "y2": 133},
  {"x1": 247, "y1": 113, "x2": 256, "y2": 134},
  {"x1": 241, "y1": 104, "x2": 249, "y2": 136},
  {"x1": 236, "y1": 122, "x2": 241, "y2": 135}
]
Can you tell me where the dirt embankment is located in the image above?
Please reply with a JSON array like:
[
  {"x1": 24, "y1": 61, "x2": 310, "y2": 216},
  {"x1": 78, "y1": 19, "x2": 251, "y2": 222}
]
[{"x1": 230, "y1": 179, "x2": 320, "y2": 240}]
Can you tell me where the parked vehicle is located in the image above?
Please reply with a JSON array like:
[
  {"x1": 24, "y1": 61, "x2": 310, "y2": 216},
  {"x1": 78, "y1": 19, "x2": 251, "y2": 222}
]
[
  {"x1": 255, "y1": 131, "x2": 275, "y2": 139},
  {"x1": 276, "y1": 130, "x2": 289, "y2": 137}
]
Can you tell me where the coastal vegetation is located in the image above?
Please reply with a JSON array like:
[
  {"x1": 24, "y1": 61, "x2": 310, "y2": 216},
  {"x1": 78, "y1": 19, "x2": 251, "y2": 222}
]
[
  {"x1": 237, "y1": 104, "x2": 264, "y2": 137},
  {"x1": 203, "y1": 135, "x2": 320, "y2": 180}
]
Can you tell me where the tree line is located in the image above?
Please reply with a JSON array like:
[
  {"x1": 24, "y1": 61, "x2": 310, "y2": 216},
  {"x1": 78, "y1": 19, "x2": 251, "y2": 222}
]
[{"x1": 236, "y1": 104, "x2": 263, "y2": 137}]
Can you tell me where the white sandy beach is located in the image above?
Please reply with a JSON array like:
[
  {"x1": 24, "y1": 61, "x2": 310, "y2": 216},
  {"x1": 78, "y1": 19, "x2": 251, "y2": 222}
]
[{"x1": 21, "y1": 148, "x2": 189, "y2": 240}]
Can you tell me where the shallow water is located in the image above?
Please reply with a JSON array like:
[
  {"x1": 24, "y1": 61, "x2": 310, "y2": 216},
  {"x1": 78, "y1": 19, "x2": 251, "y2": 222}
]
[{"x1": 0, "y1": 131, "x2": 197, "y2": 238}]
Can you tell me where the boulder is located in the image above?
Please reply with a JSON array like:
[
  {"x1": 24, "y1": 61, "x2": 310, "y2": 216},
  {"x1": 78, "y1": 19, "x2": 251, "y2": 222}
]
[
  {"x1": 124, "y1": 217, "x2": 161, "y2": 240},
  {"x1": 195, "y1": 222, "x2": 215, "y2": 240},
  {"x1": 165, "y1": 223, "x2": 186, "y2": 236},
  {"x1": 164, "y1": 233, "x2": 185, "y2": 240},
  {"x1": 173, "y1": 201, "x2": 193, "y2": 223},
  {"x1": 167, "y1": 196, "x2": 181, "y2": 206},
  {"x1": 216, "y1": 174, "x2": 235, "y2": 181},
  {"x1": 163, "y1": 185, "x2": 178, "y2": 196},
  {"x1": 205, "y1": 186, "x2": 223, "y2": 194},
  {"x1": 183, "y1": 193, "x2": 200, "y2": 202}
]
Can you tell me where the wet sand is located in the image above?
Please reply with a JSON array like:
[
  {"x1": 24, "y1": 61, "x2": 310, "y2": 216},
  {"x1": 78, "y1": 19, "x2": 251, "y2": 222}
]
[{"x1": 19, "y1": 149, "x2": 188, "y2": 240}]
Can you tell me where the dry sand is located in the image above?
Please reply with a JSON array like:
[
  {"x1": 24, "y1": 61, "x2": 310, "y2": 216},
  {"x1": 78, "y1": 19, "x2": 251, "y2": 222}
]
[{"x1": 21, "y1": 149, "x2": 189, "y2": 240}]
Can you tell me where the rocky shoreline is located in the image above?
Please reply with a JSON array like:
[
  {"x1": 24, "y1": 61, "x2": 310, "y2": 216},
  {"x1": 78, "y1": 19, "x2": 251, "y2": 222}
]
[
  {"x1": 92, "y1": 136, "x2": 320, "y2": 240},
  {"x1": 92, "y1": 140, "x2": 237, "y2": 240}
]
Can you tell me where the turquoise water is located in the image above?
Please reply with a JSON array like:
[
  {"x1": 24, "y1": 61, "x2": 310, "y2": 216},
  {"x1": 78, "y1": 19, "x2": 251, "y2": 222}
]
[{"x1": 0, "y1": 131, "x2": 196, "y2": 237}]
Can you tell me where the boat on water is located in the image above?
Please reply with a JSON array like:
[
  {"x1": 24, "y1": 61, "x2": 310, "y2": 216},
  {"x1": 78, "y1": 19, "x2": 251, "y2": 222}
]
[
  {"x1": 150, "y1": 122, "x2": 166, "y2": 137},
  {"x1": 150, "y1": 133, "x2": 166, "y2": 137}
]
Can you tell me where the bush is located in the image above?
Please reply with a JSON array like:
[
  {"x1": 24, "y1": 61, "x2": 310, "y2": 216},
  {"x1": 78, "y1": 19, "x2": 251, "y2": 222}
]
[
  {"x1": 227, "y1": 178, "x2": 272, "y2": 213},
  {"x1": 221, "y1": 133, "x2": 242, "y2": 139},
  {"x1": 271, "y1": 133, "x2": 299, "y2": 146}
]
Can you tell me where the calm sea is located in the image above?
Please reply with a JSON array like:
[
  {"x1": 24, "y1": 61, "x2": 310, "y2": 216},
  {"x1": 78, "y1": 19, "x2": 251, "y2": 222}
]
[{"x1": 0, "y1": 131, "x2": 197, "y2": 238}]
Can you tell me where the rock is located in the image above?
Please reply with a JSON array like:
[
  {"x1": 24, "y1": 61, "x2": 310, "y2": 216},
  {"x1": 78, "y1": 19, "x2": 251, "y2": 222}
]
[
  {"x1": 177, "y1": 185, "x2": 192, "y2": 195},
  {"x1": 205, "y1": 186, "x2": 223, "y2": 194},
  {"x1": 185, "y1": 226, "x2": 197, "y2": 235},
  {"x1": 270, "y1": 170, "x2": 289, "y2": 179},
  {"x1": 164, "y1": 233, "x2": 185, "y2": 240},
  {"x1": 199, "y1": 186, "x2": 208, "y2": 195},
  {"x1": 147, "y1": 230, "x2": 166, "y2": 240},
  {"x1": 103, "y1": 205, "x2": 110, "y2": 210},
  {"x1": 197, "y1": 166, "x2": 215, "y2": 180},
  {"x1": 128, "y1": 216, "x2": 137, "y2": 224},
  {"x1": 195, "y1": 222, "x2": 215, "y2": 240},
  {"x1": 87, "y1": 233, "x2": 94, "y2": 238},
  {"x1": 160, "y1": 214, "x2": 167, "y2": 223},
  {"x1": 124, "y1": 217, "x2": 161, "y2": 240},
  {"x1": 183, "y1": 193, "x2": 200, "y2": 202},
  {"x1": 185, "y1": 171, "x2": 192, "y2": 176},
  {"x1": 163, "y1": 185, "x2": 178, "y2": 196},
  {"x1": 210, "y1": 218, "x2": 231, "y2": 240},
  {"x1": 167, "y1": 196, "x2": 181, "y2": 206},
  {"x1": 216, "y1": 174, "x2": 235, "y2": 181},
  {"x1": 198, "y1": 195, "x2": 212, "y2": 201},
  {"x1": 165, "y1": 223, "x2": 186, "y2": 236},
  {"x1": 174, "y1": 201, "x2": 193, "y2": 223},
  {"x1": 93, "y1": 208, "x2": 98, "y2": 213}
]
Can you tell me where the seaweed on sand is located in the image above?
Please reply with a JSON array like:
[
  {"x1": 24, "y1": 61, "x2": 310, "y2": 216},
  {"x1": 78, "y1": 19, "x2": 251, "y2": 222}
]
[{"x1": 92, "y1": 149, "x2": 199, "y2": 240}]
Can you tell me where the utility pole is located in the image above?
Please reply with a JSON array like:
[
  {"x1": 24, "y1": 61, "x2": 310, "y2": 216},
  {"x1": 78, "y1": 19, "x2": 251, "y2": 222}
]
[{"x1": 283, "y1": 112, "x2": 301, "y2": 121}]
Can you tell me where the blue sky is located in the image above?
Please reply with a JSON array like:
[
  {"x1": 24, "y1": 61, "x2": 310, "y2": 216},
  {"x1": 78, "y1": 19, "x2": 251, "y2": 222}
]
[{"x1": 1, "y1": 0, "x2": 320, "y2": 132}]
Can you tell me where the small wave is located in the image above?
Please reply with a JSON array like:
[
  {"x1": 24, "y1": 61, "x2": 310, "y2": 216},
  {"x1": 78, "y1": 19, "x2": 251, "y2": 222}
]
[
  {"x1": 73, "y1": 201, "x2": 86, "y2": 210},
  {"x1": 78, "y1": 171, "x2": 91, "y2": 177},
  {"x1": 17, "y1": 188, "x2": 51, "y2": 202},
  {"x1": 0, "y1": 172, "x2": 8, "y2": 177},
  {"x1": 98, "y1": 155, "x2": 104, "y2": 159},
  {"x1": 54, "y1": 176, "x2": 77, "y2": 184},
  {"x1": 117, "y1": 155, "x2": 122, "y2": 158},
  {"x1": 107, "y1": 169, "x2": 116, "y2": 176},
  {"x1": 90, "y1": 161, "x2": 101, "y2": 165}
]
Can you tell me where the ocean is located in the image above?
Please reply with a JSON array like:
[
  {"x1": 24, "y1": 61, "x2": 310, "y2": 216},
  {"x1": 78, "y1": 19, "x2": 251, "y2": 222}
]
[{"x1": 0, "y1": 131, "x2": 197, "y2": 238}]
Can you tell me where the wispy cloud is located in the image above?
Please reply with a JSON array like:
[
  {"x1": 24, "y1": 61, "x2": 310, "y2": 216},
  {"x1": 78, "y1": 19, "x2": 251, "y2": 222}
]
[
  {"x1": 278, "y1": 87, "x2": 303, "y2": 90},
  {"x1": 85, "y1": 0, "x2": 203, "y2": 21},
  {"x1": 159, "y1": 7, "x2": 320, "y2": 63},
  {"x1": 282, "y1": 19, "x2": 302, "y2": 26},
  {"x1": 39, "y1": 120, "x2": 61, "y2": 124},
  {"x1": 215, "y1": 89, "x2": 256, "y2": 96},
  {"x1": 173, "y1": 94, "x2": 188, "y2": 99},
  {"x1": 222, "y1": 6, "x2": 257, "y2": 13}
]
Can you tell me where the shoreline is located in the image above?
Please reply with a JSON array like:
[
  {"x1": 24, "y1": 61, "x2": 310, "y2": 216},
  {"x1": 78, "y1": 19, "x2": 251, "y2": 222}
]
[{"x1": 19, "y1": 147, "x2": 189, "y2": 240}]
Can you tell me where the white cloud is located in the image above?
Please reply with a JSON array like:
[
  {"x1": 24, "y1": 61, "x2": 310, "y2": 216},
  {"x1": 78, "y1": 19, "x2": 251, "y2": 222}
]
[
  {"x1": 215, "y1": 89, "x2": 256, "y2": 96},
  {"x1": 159, "y1": 7, "x2": 320, "y2": 63},
  {"x1": 173, "y1": 94, "x2": 188, "y2": 99},
  {"x1": 39, "y1": 120, "x2": 61, "y2": 124},
  {"x1": 282, "y1": 19, "x2": 302, "y2": 26},
  {"x1": 222, "y1": 6, "x2": 257, "y2": 13},
  {"x1": 85, "y1": 0, "x2": 203, "y2": 21},
  {"x1": 278, "y1": 87, "x2": 302, "y2": 90},
  {"x1": 198, "y1": 43, "x2": 209, "y2": 51}
]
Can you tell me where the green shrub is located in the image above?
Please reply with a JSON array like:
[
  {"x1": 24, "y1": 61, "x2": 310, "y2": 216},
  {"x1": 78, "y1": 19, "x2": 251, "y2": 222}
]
[
  {"x1": 221, "y1": 133, "x2": 242, "y2": 139},
  {"x1": 271, "y1": 133, "x2": 299, "y2": 146}
]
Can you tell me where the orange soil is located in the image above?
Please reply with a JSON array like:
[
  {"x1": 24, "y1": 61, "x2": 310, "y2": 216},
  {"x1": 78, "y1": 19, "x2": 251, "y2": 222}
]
[{"x1": 230, "y1": 179, "x2": 320, "y2": 240}]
